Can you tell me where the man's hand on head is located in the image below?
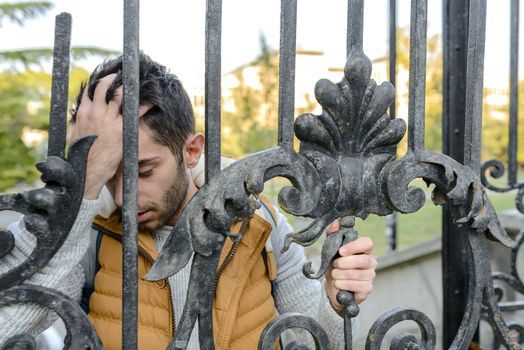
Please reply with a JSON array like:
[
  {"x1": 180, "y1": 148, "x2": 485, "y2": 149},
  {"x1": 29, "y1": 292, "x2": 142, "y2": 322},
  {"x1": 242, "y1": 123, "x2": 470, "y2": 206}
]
[
  {"x1": 69, "y1": 74, "x2": 124, "y2": 199},
  {"x1": 324, "y1": 220, "x2": 378, "y2": 314},
  {"x1": 69, "y1": 74, "x2": 152, "y2": 200}
]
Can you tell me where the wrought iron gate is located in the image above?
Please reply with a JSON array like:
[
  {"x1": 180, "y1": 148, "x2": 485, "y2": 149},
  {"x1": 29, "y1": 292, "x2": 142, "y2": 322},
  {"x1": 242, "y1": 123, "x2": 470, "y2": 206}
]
[{"x1": 0, "y1": 0, "x2": 523, "y2": 349}]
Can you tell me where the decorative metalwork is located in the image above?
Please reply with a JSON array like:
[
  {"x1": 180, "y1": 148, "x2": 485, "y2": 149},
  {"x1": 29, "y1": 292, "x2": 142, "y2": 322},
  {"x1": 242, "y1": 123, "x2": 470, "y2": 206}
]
[
  {"x1": 146, "y1": 1, "x2": 520, "y2": 349},
  {"x1": 365, "y1": 308, "x2": 436, "y2": 349},
  {"x1": 1, "y1": 0, "x2": 523, "y2": 349},
  {"x1": 481, "y1": 230, "x2": 524, "y2": 349},
  {"x1": 258, "y1": 313, "x2": 330, "y2": 350},
  {"x1": 0, "y1": 13, "x2": 101, "y2": 350},
  {"x1": 0, "y1": 286, "x2": 102, "y2": 350},
  {"x1": 479, "y1": 1, "x2": 524, "y2": 347},
  {"x1": 481, "y1": 160, "x2": 524, "y2": 214}
]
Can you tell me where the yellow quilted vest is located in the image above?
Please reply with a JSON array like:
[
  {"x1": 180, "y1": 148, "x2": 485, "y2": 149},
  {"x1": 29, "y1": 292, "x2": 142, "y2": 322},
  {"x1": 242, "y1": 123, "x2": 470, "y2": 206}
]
[{"x1": 88, "y1": 196, "x2": 279, "y2": 350}]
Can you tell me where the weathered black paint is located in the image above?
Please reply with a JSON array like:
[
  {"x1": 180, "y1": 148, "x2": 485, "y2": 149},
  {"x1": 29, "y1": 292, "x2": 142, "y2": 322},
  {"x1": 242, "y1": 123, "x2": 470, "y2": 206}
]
[
  {"x1": 122, "y1": 0, "x2": 140, "y2": 348},
  {"x1": 442, "y1": 0, "x2": 478, "y2": 347},
  {"x1": 1, "y1": 0, "x2": 523, "y2": 349}
]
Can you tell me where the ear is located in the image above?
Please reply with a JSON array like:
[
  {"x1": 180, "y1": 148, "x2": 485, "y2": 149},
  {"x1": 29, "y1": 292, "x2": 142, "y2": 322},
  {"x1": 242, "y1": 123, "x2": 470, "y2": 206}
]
[{"x1": 184, "y1": 133, "x2": 204, "y2": 169}]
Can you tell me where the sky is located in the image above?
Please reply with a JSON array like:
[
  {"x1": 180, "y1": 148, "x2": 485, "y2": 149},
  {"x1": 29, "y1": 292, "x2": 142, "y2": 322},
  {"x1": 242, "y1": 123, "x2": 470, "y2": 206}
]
[{"x1": 0, "y1": 0, "x2": 520, "y2": 90}]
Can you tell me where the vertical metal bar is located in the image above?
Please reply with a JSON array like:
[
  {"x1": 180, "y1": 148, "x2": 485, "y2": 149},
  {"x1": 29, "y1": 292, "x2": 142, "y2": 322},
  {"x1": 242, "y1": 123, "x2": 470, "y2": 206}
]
[
  {"x1": 407, "y1": 0, "x2": 428, "y2": 154},
  {"x1": 386, "y1": 213, "x2": 397, "y2": 252},
  {"x1": 205, "y1": 0, "x2": 222, "y2": 182},
  {"x1": 463, "y1": 0, "x2": 487, "y2": 174},
  {"x1": 442, "y1": 0, "x2": 480, "y2": 347},
  {"x1": 387, "y1": 0, "x2": 398, "y2": 252},
  {"x1": 389, "y1": 0, "x2": 397, "y2": 120},
  {"x1": 122, "y1": 0, "x2": 140, "y2": 348},
  {"x1": 47, "y1": 13, "x2": 71, "y2": 158},
  {"x1": 277, "y1": 0, "x2": 297, "y2": 150},
  {"x1": 509, "y1": 0, "x2": 519, "y2": 186},
  {"x1": 346, "y1": 0, "x2": 364, "y2": 56}
]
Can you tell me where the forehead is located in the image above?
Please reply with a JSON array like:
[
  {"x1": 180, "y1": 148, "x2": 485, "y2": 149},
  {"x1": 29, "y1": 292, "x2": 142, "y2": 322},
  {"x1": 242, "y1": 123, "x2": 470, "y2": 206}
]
[{"x1": 138, "y1": 124, "x2": 172, "y2": 158}]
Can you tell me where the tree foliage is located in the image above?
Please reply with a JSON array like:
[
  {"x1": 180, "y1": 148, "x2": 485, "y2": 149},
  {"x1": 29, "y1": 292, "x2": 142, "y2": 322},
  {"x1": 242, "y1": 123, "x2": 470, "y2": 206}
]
[
  {"x1": 482, "y1": 81, "x2": 524, "y2": 167},
  {"x1": 0, "y1": 67, "x2": 90, "y2": 191},
  {"x1": 221, "y1": 35, "x2": 280, "y2": 158},
  {"x1": 0, "y1": 1, "x2": 117, "y2": 191},
  {"x1": 0, "y1": 47, "x2": 118, "y2": 70},
  {"x1": 395, "y1": 26, "x2": 442, "y2": 154},
  {"x1": 0, "y1": 1, "x2": 52, "y2": 27},
  {"x1": 395, "y1": 25, "x2": 522, "y2": 173}
]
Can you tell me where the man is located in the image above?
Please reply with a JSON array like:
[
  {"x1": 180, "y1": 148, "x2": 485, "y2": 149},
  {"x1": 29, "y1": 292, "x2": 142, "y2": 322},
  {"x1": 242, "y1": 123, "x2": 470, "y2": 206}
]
[{"x1": 1, "y1": 53, "x2": 377, "y2": 349}]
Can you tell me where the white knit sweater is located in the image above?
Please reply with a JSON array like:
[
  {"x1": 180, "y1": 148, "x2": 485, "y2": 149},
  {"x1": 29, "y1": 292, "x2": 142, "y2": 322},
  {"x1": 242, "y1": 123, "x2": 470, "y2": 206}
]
[{"x1": 0, "y1": 197, "x2": 354, "y2": 349}]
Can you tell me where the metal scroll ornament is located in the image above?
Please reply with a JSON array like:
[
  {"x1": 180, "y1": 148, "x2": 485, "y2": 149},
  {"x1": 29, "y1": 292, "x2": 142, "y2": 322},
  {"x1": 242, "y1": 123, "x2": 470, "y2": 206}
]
[
  {"x1": 0, "y1": 136, "x2": 102, "y2": 350},
  {"x1": 481, "y1": 159, "x2": 524, "y2": 214},
  {"x1": 481, "y1": 229, "x2": 524, "y2": 349},
  {"x1": 148, "y1": 45, "x2": 520, "y2": 349}
]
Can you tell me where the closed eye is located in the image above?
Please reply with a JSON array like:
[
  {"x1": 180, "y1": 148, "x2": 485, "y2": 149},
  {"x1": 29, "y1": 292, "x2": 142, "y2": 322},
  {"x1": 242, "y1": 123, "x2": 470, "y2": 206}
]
[{"x1": 139, "y1": 169, "x2": 154, "y2": 178}]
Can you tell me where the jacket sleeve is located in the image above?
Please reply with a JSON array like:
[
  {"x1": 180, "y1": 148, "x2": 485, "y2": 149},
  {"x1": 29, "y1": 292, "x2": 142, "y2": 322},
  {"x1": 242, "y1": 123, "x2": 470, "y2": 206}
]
[
  {"x1": 268, "y1": 206, "x2": 357, "y2": 350},
  {"x1": 0, "y1": 198, "x2": 103, "y2": 345}
]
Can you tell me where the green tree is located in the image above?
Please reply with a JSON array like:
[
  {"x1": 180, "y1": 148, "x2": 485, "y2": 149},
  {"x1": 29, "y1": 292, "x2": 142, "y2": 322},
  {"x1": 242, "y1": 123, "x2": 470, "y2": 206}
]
[
  {"x1": 0, "y1": 1, "x2": 52, "y2": 26},
  {"x1": 0, "y1": 67, "x2": 91, "y2": 191},
  {"x1": 0, "y1": 2, "x2": 116, "y2": 69},
  {"x1": 395, "y1": 25, "x2": 523, "y2": 170},
  {"x1": 395, "y1": 26, "x2": 442, "y2": 154},
  {"x1": 482, "y1": 81, "x2": 524, "y2": 169},
  {"x1": 0, "y1": 1, "x2": 117, "y2": 191},
  {"x1": 221, "y1": 35, "x2": 280, "y2": 158}
]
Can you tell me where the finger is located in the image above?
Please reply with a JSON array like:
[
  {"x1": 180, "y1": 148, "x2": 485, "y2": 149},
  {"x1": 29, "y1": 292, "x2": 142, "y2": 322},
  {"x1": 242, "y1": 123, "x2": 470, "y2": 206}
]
[
  {"x1": 325, "y1": 220, "x2": 340, "y2": 235},
  {"x1": 75, "y1": 86, "x2": 92, "y2": 123},
  {"x1": 107, "y1": 86, "x2": 123, "y2": 117},
  {"x1": 92, "y1": 74, "x2": 118, "y2": 117},
  {"x1": 331, "y1": 267, "x2": 376, "y2": 281},
  {"x1": 354, "y1": 291, "x2": 371, "y2": 304},
  {"x1": 333, "y1": 254, "x2": 377, "y2": 270},
  {"x1": 339, "y1": 236, "x2": 373, "y2": 256},
  {"x1": 333, "y1": 279, "x2": 373, "y2": 294}
]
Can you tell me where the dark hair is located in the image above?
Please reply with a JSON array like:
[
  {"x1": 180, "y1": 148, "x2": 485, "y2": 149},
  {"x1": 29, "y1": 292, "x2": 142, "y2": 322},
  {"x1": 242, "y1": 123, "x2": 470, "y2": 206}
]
[{"x1": 71, "y1": 52, "x2": 195, "y2": 163}]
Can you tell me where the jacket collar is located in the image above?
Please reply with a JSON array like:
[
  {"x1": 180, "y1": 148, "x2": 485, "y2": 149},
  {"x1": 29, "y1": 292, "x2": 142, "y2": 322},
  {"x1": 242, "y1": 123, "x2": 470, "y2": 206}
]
[{"x1": 93, "y1": 210, "x2": 159, "y2": 260}]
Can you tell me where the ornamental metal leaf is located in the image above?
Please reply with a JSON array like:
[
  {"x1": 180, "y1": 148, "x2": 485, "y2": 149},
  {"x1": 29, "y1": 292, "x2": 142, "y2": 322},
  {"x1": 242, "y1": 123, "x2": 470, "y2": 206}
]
[
  {"x1": 147, "y1": 44, "x2": 520, "y2": 349},
  {"x1": 0, "y1": 136, "x2": 96, "y2": 291},
  {"x1": 0, "y1": 136, "x2": 102, "y2": 349},
  {"x1": 131, "y1": 0, "x2": 522, "y2": 346}
]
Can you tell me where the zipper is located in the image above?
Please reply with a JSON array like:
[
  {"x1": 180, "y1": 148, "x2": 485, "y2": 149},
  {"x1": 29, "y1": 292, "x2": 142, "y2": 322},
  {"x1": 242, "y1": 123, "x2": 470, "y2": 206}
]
[
  {"x1": 213, "y1": 218, "x2": 250, "y2": 296},
  {"x1": 93, "y1": 224, "x2": 177, "y2": 337}
]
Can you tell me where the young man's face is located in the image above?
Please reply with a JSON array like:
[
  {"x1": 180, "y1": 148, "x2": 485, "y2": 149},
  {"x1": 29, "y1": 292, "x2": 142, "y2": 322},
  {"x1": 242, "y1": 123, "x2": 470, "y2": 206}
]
[{"x1": 112, "y1": 125, "x2": 195, "y2": 231}]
